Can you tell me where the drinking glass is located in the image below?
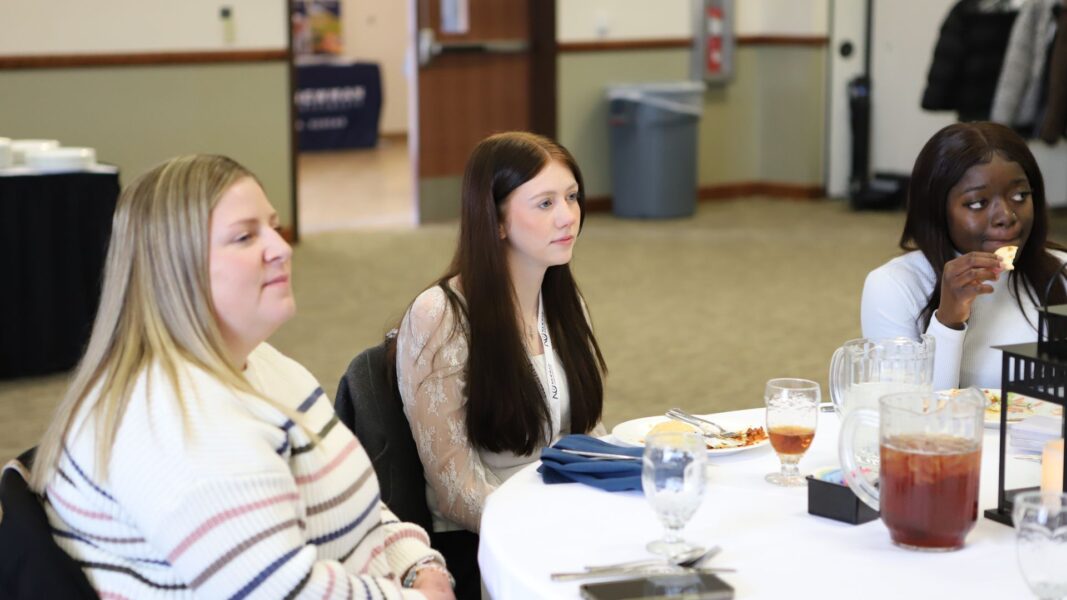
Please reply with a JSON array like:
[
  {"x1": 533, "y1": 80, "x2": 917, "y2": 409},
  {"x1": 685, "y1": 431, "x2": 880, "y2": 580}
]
[
  {"x1": 642, "y1": 431, "x2": 706, "y2": 557},
  {"x1": 1013, "y1": 492, "x2": 1067, "y2": 599},
  {"x1": 764, "y1": 378, "x2": 820, "y2": 486}
]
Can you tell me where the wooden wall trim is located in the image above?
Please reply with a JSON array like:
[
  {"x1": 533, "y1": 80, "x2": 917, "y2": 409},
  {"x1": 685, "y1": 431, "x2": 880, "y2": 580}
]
[
  {"x1": 558, "y1": 35, "x2": 828, "y2": 53},
  {"x1": 584, "y1": 182, "x2": 825, "y2": 213},
  {"x1": 558, "y1": 38, "x2": 693, "y2": 52},
  {"x1": 0, "y1": 49, "x2": 289, "y2": 70},
  {"x1": 736, "y1": 35, "x2": 828, "y2": 47}
]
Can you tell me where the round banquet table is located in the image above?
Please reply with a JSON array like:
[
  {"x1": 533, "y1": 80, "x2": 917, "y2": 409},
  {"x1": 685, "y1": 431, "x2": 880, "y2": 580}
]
[{"x1": 478, "y1": 407, "x2": 1039, "y2": 599}]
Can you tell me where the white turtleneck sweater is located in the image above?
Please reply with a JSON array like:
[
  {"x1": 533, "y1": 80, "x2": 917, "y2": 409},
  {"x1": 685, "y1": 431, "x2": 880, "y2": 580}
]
[{"x1": 861, "y1": 249, "x2": 1067, "y2": 390}]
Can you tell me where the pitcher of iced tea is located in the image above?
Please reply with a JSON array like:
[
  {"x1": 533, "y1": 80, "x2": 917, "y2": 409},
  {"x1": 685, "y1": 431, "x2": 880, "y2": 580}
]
[{"x1": 839, "y1": 388, "x2": 985, "y2": 551}]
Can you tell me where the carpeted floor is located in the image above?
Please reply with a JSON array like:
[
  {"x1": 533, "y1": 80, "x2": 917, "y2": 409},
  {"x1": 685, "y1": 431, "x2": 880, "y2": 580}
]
[{"x1": 5, "y1": 198, "x2": 1063, "y2": 462}]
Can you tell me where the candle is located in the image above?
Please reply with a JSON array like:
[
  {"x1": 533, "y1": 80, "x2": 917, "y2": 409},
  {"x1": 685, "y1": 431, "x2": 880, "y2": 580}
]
[{"x1": 1042, "y1": 439, "x2": 1065, "y2": 493}]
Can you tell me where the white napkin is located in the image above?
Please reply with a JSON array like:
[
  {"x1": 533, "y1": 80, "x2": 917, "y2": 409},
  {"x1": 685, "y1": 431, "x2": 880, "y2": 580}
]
[{"x1": 1009, "y1": 415, "x2": 1062, "y2": 453}]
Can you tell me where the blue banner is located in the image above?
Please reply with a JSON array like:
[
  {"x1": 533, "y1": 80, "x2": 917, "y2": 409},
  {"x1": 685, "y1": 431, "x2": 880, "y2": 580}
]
[{"x1": 295, "y1": 62, "x2": 382, "y2": 151}]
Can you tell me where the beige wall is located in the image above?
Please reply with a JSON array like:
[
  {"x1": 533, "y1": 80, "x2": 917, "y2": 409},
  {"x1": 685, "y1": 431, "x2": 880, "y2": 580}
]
[
  {"x1": 0, "y1": 63, "x2": 294, "y2": 226},
  {"x1": 342, "y1": 0, "x2": 410, "y2": 134},
  {"x1": 558, "y1": 45, "x2": 825, "y2": 198},
  {"x1": 0, "y1": 0, "x2": 286, "y2": 54},
  {"x1": 557, "y1": 0, "x2": 829, "y2": 41}
]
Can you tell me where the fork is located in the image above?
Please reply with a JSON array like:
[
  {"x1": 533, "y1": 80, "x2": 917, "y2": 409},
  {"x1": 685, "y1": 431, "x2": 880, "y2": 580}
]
[{"x1": 665, "y1": 408, "x2": 741, "y2": 439}]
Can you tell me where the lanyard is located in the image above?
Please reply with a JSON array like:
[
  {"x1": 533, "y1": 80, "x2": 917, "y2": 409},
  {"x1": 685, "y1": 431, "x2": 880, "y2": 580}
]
[{"x1": 537, "y1": 293, "x2": 560, "y2": 403}]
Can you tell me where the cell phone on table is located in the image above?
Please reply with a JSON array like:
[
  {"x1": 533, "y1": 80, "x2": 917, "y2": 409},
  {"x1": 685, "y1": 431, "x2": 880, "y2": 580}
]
[{"x1": 579, "y1": 573, "x2": 734, "y2": 600}]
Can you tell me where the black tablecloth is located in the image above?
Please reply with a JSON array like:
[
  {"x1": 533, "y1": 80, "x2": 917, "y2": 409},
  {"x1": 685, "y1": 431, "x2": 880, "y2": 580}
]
[
  {"x1": 295, "y1": 62, "x2": 383, "y2": 150},
  {"x1": 1, "y1": 171, "x2": 119, "y2": 379}
]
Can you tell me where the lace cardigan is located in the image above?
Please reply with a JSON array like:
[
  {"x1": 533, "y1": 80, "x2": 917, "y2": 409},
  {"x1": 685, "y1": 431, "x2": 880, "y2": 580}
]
[{"x1": 396, "y1": 283, "x2": 604, "y2": 533}]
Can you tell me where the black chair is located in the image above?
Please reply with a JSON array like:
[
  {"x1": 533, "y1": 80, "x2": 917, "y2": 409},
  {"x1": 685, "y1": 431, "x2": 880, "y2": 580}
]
[
  {"x1": 0, "y1": 447, "x2": 98, "y2": 599},
  {"x1": 335, "y1": 336, "x2": 481, "y2": 600}
]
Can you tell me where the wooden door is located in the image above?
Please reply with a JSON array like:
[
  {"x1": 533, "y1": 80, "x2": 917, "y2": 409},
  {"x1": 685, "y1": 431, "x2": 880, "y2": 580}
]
[{"x1": 413, "y1": 0, "x2": 555, "y2": 222}]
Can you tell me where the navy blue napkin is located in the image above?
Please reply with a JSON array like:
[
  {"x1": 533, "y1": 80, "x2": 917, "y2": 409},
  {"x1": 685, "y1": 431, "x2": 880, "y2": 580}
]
[{"x1": 539, "y1": 434, "x2": 643, "y2": 491}]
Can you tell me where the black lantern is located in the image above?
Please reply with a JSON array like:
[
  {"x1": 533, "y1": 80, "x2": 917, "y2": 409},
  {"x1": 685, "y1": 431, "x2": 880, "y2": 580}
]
[{"x1": 986, "y1": 305, "x2": 1067, "y2": 525}]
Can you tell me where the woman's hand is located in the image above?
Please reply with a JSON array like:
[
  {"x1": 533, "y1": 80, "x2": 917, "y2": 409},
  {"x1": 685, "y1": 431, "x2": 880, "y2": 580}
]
[
  {"x1": 937, "y1": 252, "x2": 1003, "y2": 329},
  {"x1": 412, "y1": 569, "x2": 456, "y2": 600}
]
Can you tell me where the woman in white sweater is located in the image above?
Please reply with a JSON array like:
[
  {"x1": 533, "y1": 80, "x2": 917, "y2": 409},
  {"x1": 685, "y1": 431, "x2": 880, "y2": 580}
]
[
  {"x1": 862, "y1": 122, "x2": 1067, "y2": 390},
  {"x1": 30, "y1": 155, "x2": 454, "y2": 599}
]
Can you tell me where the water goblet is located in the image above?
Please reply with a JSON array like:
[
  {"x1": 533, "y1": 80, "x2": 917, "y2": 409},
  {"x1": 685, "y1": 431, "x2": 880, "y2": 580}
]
[
  {"x1": 764, "y1": 378, "x2": 820, "y2": 487},
  {"x1": 642, "y1": 431, "x2": 707, "y2": 557},
  {"x1": 1013, "y1": 491, "x2": 1067, "y2": 599}
]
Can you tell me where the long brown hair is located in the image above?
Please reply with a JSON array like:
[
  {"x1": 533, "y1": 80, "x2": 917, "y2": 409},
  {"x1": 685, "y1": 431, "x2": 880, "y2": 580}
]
[
  {"x1": 900, "y1": 121, "x2": 1066, "y2": 330},
  {"x1": 416, "y1": 131, "x2": 605, "y2": 456}
]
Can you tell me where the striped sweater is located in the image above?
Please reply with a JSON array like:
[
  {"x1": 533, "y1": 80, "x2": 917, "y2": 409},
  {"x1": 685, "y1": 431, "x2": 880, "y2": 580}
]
[{"x1": 44, "y1": 343, "x2": 442, "y2": 599}]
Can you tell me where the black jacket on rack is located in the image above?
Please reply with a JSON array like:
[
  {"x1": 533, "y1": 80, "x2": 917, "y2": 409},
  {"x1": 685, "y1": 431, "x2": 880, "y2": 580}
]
[{"x1": 922, "y1": 0, "x2": 1019, "y2": 121}]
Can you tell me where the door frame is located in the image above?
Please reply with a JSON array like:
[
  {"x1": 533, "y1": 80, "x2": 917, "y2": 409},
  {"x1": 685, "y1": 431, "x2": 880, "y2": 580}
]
[
  {"x1": 824, "y1": 0, "x2": 868, "y2": 199},
  {"x1": 286, "y1": 0, "x2": 299, "y2": 242},
  {"x1": 407, "y1": 0, "x2": 559, "y2": 224}
]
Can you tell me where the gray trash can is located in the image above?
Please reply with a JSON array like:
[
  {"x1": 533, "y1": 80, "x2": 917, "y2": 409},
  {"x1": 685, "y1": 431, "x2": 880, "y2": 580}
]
[{"x1": 607, "y1": 81, "x2": 704, "y2": 218}]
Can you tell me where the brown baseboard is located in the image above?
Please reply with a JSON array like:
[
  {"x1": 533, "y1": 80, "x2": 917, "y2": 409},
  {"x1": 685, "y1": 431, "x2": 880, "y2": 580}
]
[
  {"x1": 379, "y1": 132, "x2": 408, "y2": 143},
  {"x1": 584, "y1": 195, "x2": 613, "y2": 213},
  {"x1": 584, "y1": 182, "x2": 825, "y2": 213},
  {"x1": 700, "y1": 182, "x2": 825, "y2": 201}
]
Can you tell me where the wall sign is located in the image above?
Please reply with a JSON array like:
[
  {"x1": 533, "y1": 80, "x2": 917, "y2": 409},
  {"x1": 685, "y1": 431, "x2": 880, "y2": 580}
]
[
  {"x1": 692, "y1": 0, "x2": 734, "y2": 84},
  {"x1": 440, "y1": 0, "x2": 470, "y2": 35}
]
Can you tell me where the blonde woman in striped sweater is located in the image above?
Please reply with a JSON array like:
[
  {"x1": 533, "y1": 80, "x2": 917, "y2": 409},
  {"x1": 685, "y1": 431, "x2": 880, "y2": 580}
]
[{"x1": 30, "y1": 155, "x2": 454, "y2": 599}]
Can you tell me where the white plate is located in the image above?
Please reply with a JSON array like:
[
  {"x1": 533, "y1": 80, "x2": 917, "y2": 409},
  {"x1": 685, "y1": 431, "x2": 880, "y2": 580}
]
[
  {"x1": 937, "y1": 388, "x2": 1063, "y2": 428},
  {"x1": 611, "y1": 414, "x2": 771, "y2": 456}
]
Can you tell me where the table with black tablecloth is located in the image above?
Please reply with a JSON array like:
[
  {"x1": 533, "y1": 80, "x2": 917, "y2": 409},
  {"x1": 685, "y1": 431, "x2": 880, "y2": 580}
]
[{"x1": 1, "y1": 167, "x2": 120, "y2": 379}]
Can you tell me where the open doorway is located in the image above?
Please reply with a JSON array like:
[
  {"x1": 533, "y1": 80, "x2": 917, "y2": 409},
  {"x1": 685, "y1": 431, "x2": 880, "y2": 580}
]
[
  {"x1": 291, "y1": 0, "x2": 557, "y2": 230},
  {"x1": 293, "y1": 0, "x2": 416, "y2": 234}
]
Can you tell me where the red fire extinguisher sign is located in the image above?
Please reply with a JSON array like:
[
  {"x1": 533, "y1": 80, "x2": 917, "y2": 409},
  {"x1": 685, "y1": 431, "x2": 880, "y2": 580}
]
[{"x1": 706, "y1": 6, "x2": 724, "y2": 74}]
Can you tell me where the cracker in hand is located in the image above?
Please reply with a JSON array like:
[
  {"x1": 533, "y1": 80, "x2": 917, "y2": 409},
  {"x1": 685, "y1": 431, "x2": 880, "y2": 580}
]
[{"x1": 994, "y1": 245, "x2": 1018, "y2": 271}]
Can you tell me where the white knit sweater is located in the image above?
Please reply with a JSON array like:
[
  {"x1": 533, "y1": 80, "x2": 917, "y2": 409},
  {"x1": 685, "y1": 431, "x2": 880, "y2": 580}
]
[{"x1": 45, "y1": 343, "x2": 441, "y2": 599}]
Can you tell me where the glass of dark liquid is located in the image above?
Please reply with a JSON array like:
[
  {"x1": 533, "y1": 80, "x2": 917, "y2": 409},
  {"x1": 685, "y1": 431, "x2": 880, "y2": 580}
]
[
  {"x1": 764, "y1": 378, "x2": 820, "y2": 486},
  {"x1": 840, "y1": 388, "x2": 985, "y2": 551}
]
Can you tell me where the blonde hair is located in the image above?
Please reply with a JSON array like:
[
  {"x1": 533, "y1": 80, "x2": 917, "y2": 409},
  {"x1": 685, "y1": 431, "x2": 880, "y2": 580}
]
[{"x1": 31, "y1": 155, "x2": 293, "y2": 490}]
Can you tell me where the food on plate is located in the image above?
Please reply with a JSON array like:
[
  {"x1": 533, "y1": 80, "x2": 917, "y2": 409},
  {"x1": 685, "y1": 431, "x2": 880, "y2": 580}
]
[
  {"x1": 647, "y1": 420, "x2": 701, "y2": 436},
  {"x1": 734, "y1": 426, "x2": 769, "y2": 447},
  {"x1": 994, "y1": 245, "x2": 1018, "y2": 271},
  {"x1": 940, "y1": 388, "x2": 1039, "y2": 421},
  {"x1": 639, "y1": 421, "x2": 769, "y2": 451},
  {"x1": 986, "y1": 391, "x2": 1038, "y2": 417}
]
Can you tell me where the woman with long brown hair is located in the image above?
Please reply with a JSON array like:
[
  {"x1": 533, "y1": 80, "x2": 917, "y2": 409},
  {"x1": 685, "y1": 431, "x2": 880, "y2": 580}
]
[
  {"x1": 395, "y1": 132, "x2": 607, "y2": 592},
  {"x1": 861, "y1": 121, "x2": 1067, "y2": 390}
]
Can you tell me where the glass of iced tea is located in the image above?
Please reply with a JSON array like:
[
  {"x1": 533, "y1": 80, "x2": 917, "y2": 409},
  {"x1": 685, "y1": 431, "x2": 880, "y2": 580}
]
[
  {"x1": 840, "y1": 388, "x2": 985, "y2": 551},
  {"x1": 763, "y1": 378, "x2": 820, "y2": 486}
]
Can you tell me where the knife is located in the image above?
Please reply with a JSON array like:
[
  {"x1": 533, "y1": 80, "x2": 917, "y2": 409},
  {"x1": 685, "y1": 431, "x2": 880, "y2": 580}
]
[{"x1": 557, "y1": 449, "x2": 640, "y2": 461}]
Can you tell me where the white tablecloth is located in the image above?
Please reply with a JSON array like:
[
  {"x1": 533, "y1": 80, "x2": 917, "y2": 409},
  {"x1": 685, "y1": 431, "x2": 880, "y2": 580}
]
[{"x1": 478, "y1": 408, "x2": 1039, "y2": 599}]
